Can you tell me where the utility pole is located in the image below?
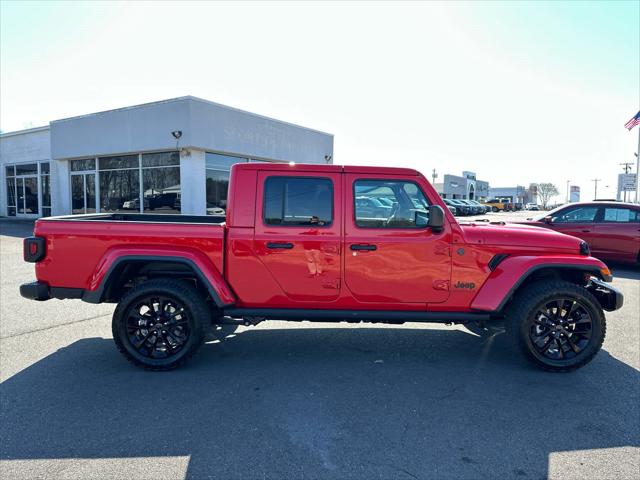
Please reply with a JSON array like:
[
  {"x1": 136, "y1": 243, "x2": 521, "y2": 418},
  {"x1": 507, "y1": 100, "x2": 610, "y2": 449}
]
[
  {"x1": 432, "y1": 168, "x2": 438, "y2": 185},
  {"x1": 566, "y1": 180, "x2": 570, "y2": 203},
  {"x1": 619, "y1": 162, "x2": 636, "y2": 202},
  {"x1": 620, "y1": 162, "x2": 633, "y2": 173},
  {"x1": 591, "y1": 178, "x2": 601, "y2": 200}
]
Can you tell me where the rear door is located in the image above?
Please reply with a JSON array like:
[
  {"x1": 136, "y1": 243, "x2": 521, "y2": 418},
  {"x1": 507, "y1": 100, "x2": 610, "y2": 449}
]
[
  {"x1": 253, "y1": 171, "x2": 342, "y2": 302},
  {"x1": 344, "y1": 174, "x2": 452, "y2": 304},
  {"x1": 592, "y1": 206, "x2": 640, "y2": 263}
]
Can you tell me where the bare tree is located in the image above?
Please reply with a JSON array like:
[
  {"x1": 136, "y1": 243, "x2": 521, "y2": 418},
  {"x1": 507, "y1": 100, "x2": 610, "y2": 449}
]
[{"x1": 537, "y1": 182, "x2": 560, "y2": 209}]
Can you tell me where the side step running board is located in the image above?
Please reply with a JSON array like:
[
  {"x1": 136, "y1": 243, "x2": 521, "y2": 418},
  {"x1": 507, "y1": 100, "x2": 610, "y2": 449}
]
[{"x1": 222, "y1": 308, "x2": 491, "y2": 325}]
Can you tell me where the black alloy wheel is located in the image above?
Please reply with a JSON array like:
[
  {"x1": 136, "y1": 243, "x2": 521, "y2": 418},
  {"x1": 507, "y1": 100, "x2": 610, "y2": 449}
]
[
  {"x1": 112, "y1": 278, "x2": 208, "y2": 370},
  {"x1": 506, "y1": 280, "x2": 606, "y2": 372},
  {"x1": 528, "y1": 298, "x2": 593, "y2": 361},
  {"x1": 125, "y1": 295, "x2": 191, "y2": 360}
]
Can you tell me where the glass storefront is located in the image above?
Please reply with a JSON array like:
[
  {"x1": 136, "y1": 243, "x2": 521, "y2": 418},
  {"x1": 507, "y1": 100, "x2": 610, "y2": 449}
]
[
  {"x1": 69, "y1": 151, "x2": 181, "y2": 215},
  {"x1": 4, "y1": 162, "x2": 50, "y2": 217}
]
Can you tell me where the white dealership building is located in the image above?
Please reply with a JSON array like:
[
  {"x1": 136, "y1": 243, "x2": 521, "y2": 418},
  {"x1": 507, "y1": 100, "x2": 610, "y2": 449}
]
[{"x1": 0, "y1": 96, "x2": 333, "y2": 218}]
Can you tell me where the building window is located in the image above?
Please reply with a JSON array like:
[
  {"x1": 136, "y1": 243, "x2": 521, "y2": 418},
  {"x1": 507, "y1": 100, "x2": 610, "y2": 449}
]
[
  {"x1": 72, "y1": 152, "x2": 181, "y2": 215},
  {"x1": 205, "y1": 152, "x2": 248, "y2": 216},
  {"x1": 142, "y1": 152, "x2": 180, "y2": 214},
  {"x1": 41, "y1": 162, "x2": 51, "y2": 217},
  {"x1": 70, "y1": 158, "x2": 96, "y2": 172},
  {"x1": 98, "y1": 155, "x2": 140, "y2": 213},
  {"x1": 4, "y1": 162, "x2": 49, "y2": 217},
  {"x1": 264, "y1": 176, "x2": 333, "y2": 226},
  {"x1": 5, "y1": 166, "x2": 16, "y2": 217}
]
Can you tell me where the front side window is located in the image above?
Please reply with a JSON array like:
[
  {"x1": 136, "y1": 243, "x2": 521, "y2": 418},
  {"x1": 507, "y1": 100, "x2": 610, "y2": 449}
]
[
  {"x1": 264, "y1": 177, "x2": 333, "y2": 226},
  {"x1": 552, "y1": 206, "x2": 598, "y2": 223},
  {"x1": 602, "y1": 208, "x2": 640, "y2": 223},
  {"x1": 354, "y1": 179, "x2": 429, "y2": 228}
]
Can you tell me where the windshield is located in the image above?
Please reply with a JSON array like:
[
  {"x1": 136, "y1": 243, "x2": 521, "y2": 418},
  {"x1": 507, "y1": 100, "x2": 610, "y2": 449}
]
[{"x1": 528, "y1": 204, "x2": 566, "y2": 221}]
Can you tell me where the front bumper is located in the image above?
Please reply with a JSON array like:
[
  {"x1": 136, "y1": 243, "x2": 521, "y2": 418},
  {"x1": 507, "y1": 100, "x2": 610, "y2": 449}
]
[
  {"x1": 20, "y1": 281, "x2": 51, "y2": 301},
  {"x1": 587, "y1": 278, "x2": 624, "y2": 312}
]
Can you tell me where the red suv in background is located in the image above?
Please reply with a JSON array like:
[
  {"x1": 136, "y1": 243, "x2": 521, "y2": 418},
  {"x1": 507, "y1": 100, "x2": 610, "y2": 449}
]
[{"x1": 524, "y1": 202, "x2": 640, "y2": 265}]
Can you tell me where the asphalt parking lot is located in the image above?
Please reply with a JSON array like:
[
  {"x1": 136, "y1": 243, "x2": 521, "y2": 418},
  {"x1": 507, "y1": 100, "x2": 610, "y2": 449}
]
[{"x1": 0, "y1": 219, "x2": 638, "y2": 479}]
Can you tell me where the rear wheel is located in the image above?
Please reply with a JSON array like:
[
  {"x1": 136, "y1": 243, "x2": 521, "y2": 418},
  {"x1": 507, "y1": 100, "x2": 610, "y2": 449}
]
[
  {"x1": 506, "y1": 280, "x2": 606, "y2": 372},
  {"x1": 112, "y1": 278, "x2": 209, "y2": 370},
  {"x1": 492, "y1": 206, "x2": 499, "y2": 212}
]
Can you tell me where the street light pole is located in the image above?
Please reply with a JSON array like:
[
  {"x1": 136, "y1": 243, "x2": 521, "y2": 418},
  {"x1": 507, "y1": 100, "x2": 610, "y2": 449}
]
[
  {"x1": 591, "y1": 178, "x2": 601, "y2": 200},
  {"x1": 566, "y1": 180, "x2": 570, "y2": 203}
]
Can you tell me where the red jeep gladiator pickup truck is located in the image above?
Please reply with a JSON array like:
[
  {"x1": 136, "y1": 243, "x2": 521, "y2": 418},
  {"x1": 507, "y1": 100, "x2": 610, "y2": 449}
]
[{"x1": 20, "y1": 163, "x2": 623, "y2": 372}]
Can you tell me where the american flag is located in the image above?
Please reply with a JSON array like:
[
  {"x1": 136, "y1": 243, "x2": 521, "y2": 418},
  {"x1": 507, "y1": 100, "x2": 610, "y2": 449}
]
[{"x1": 624, "y1": 111, "x2": 640, "y2": 130}]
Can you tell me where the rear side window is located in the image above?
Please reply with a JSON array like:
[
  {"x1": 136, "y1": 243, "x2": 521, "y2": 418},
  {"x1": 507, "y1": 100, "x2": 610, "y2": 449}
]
[
  {"x1": 602, "y1": 208, "x2": 640, "y2": 223},
  {"x1": 263, "y1": 176, "x2": 333, "y2": 226},
  {"x1": 354, "y1": 179, "x2": 430, "y2": 228}
]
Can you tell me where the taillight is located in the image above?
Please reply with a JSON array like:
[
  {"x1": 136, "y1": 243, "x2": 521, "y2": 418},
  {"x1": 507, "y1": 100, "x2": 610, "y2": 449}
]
[{"x1": 24, "y1": 237, "x2": 46, "y2": 262}]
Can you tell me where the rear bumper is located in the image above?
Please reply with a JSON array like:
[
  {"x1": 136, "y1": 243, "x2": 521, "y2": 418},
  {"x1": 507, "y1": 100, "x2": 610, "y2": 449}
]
[
  {"x1": 587, "y1": 278, "x2": 624, "y2": 312},
  {"x1": 20, "y1": 281, "x2": 51, "y2": 301},
  {"x1": 20, "y1": 281, "x2": 84, "y2": 302}
]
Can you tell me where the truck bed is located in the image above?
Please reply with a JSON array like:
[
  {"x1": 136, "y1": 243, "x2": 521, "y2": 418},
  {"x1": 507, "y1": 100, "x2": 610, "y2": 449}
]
[{"x1": 33, "y1": 214, "x2": 226, "y2": 294}]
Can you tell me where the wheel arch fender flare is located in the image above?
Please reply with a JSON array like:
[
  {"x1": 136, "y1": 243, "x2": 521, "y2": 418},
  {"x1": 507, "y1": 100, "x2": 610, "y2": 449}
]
[
  {"x1": 470, "y1": 255, "x2": 611, "y2": 312},
  {"x1": 82, "y1": 247, "x2": 236, "y2": 307}
]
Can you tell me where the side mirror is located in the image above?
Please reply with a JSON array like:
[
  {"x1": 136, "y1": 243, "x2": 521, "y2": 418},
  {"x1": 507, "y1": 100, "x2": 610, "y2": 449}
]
[
  {"x1": 543, "y1": 216, "x2": 553, "y2": 224},
  {"x1": 427, "y1": 205, "x2": 445, "y2": 232}
]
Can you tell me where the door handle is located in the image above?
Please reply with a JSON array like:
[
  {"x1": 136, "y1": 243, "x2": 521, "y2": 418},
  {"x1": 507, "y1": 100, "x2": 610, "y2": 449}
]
[
  {"x1": 350, "y1": 244, "x2": 377, "y2": 251},
  {"x1": 581, "y1": 230, "x2": 591, "y2": 233},
  {"x1": 266, "y1": 242, "x2": 294, "y2": 249}
]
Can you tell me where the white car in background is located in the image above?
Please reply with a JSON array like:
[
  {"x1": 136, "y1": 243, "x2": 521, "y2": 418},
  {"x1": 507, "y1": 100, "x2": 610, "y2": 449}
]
[{"x1": 525, "y1": 203, "x2": 540, "y2": 211}]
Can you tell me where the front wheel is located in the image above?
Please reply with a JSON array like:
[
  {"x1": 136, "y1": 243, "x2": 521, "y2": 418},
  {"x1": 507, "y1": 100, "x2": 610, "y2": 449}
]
[
  {"x1": 112, "y1": 278, "x2": 209, "y2": 370},
  {"x1": 506, "y1": 280, "x2": 606, "y2": 372}
]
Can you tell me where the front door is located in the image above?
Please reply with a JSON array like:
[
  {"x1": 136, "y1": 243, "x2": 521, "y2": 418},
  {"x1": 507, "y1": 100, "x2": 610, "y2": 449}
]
[
  {"x1": 71, "y1": 173, "x2": 97, "y2": 214},
  {"x1": 544, "y1": 205, "x2": 600, "y2": 250},
  {"x1": 344, "y1": 174, "x2": 452, "y2": 304},
  {"x1": 253, "y1": 171, "x2": 342, "y2": 303},
  {"x1": 16, "y1": 176, "x2": 39, "y2": 217}
]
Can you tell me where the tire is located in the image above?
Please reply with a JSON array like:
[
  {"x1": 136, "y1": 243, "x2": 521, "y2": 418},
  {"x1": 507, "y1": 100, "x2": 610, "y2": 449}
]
[
  {"x1": 492, "y1": 206, "x2": 499, "y2": 212},
  {"x1": 505, "y1": 280, "x2": 606, "y2": 372},
  {"x1": 112, "y1": 278, "x2": 209, "y2": 370}
]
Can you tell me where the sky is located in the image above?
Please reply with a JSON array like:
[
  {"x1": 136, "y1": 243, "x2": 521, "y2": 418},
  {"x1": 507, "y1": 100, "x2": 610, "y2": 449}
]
[{"x1": 1, "y1": 0, "x2": 638, "y2": 201}]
